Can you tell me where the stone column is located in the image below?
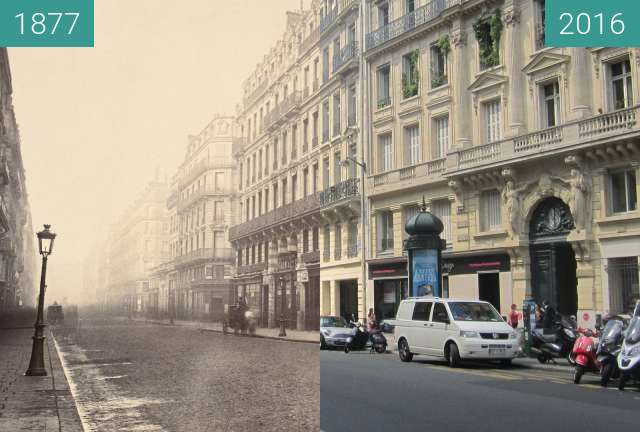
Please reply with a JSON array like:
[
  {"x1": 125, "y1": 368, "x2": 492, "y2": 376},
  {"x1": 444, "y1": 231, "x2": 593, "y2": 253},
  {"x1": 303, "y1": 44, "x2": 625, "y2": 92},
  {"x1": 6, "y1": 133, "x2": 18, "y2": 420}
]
[
  {"x1": 569, "y1": 48, "x2": 593, "y2": 119},
  {"x1": 451, "y1": 24, "x2": 471, "y2": 148},
  {"x1": 267, "y1": 276, "x2": 276, "y2": 328},
  {"x1": 330, "y1": 280, "x2": 339, "y2": 316},
  {"x1": 503, "y1": 3, "x2": 525, "y2": 136}
]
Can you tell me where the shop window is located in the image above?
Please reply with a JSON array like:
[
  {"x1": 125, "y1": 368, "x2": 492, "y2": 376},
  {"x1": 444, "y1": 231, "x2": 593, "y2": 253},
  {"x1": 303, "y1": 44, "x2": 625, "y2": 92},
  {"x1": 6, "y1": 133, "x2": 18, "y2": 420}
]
[
  {"x1": 609, "y1": 168, "x2": 637, "y2": 214},
  {"x1": 609, "y1": 58, "x2": 633, "y2": 110},
  {"x1": 480, "y1": 189, "x2": 501, "y2": 231}
]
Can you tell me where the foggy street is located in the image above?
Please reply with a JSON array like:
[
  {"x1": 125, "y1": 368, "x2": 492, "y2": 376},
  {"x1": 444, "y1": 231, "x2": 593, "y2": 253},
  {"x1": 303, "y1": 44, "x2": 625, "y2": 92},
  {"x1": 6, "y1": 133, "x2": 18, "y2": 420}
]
[{"x1": 53, "y1": 320, "x2": 319, "y2": 432}]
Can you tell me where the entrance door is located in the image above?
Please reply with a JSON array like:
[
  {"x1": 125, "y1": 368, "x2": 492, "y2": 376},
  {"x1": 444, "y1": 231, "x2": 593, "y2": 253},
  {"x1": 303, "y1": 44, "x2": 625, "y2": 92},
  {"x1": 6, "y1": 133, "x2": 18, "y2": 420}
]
[
  {"x1": 339, "y1": 280, "x2": 358, "y2": 321},
  {"x1": 529, "y1": 197, "x2": 578, "y2": 316},
  {"x1": 305, "y1": 273, "x2": 320, "y2": 330},
  {"x1": 478, "y1": 272, "x2": 500, "y2": 312}
]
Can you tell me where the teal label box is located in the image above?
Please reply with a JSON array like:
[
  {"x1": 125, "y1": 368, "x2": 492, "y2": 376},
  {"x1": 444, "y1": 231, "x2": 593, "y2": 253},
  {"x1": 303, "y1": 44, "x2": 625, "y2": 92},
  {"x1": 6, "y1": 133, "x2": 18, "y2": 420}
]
[
  {"x1": 0, "y1": 0, "x2": 93, "y2": 47},
  {"x1": 546, "y1": 0, "x2": 640, "y2": 47}
]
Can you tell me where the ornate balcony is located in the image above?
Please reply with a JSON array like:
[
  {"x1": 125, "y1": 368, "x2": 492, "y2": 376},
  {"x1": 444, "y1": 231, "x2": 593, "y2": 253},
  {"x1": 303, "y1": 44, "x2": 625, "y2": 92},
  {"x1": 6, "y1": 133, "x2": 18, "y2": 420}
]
[
  {"x1": 179, "y1": 159, "x2": 216, "y2": 187},
  {"x1": 177, "y1": 184, "x2": 232, "y2": 210},
  {"x1": 320, "y1": 178, "x2": 360, "y2": 208},
  {"x1": 333, "y1": 41, "x2": 358, "y2": 74},
  {"x1": 229, "y1": 193, "x2": 320, "y2": 240},
  {"x1": 446, "y1": 106, "x2": 640, "y2": 174},
  {"x1": 366, "y1": 0, "x2": 460, "y2": 50},
  {"x1": 320, "y1": 0, "x2": 358, "y2": 34},
  {"x1": 263, "y1": 92, "x2": 302, "y2": 131},
  {"x1": 237, "y1": 262, "x2": 267, "y2": 275},
  {"x1": 244, "y1": 79, "x2": 268, "y2": 108},
  {"x1": 301, "y1": 250, "x2": 320, "y2": 264},
  {"x1": 369, "y1": 158, "x2": 445, "y2": 196},
  {"x1": 174, "y1": 248, "x2": 234, "y2": 267}
]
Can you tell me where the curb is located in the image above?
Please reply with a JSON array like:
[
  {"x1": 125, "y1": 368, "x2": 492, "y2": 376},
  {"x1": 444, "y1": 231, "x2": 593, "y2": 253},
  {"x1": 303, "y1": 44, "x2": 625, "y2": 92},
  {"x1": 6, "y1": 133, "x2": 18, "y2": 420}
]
[{"x1": 198, "y1": 327, "x2": 318, "y2": 344}]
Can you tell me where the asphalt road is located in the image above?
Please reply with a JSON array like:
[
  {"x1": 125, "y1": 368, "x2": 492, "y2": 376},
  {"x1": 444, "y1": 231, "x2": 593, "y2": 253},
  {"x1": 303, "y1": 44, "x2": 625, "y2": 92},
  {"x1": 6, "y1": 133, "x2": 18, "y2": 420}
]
[
  {"x1": 320, "y1": 350, "x2": 640, "y2": 432},
  {"x1": 53, "y1": 320, "x2": 319, "y2": 432}
]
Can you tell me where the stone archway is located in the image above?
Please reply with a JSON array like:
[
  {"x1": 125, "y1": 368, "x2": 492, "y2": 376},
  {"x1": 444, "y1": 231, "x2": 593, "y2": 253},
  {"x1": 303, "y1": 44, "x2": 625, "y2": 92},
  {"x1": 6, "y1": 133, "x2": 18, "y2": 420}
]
[{"x1": 528, "y1": 197, "x2": 578, "y2": 316}]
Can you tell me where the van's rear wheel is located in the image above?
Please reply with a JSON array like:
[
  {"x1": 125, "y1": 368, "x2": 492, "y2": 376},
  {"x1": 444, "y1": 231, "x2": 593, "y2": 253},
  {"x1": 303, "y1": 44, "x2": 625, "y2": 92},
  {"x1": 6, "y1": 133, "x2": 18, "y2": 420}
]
[
  {"x1": 398, "y1": 339, "x2": 413, "y2": 362},
  {"x1": 448, "y1": 343, "x2": 461, "y2": 368}
]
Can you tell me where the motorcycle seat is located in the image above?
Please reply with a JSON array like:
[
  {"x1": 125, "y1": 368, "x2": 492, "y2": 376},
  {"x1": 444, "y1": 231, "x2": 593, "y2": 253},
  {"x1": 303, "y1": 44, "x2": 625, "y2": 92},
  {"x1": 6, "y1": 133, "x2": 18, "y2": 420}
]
[{"x1": 532, "y1": 329, "x2": 557, "y2": 343}]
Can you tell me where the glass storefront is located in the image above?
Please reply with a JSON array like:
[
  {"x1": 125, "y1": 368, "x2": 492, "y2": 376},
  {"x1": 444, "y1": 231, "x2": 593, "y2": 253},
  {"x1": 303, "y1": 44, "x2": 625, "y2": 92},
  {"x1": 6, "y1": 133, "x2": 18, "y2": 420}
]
[{"x1": 373, "y1": 278, "x2": 408, "y2": 321}]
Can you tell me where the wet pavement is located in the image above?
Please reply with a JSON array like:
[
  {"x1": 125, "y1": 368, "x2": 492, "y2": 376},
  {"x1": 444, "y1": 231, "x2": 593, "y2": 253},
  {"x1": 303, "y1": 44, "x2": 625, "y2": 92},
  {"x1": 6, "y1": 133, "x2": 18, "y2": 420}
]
[{"x1": 53, "y1": 319, "x2": 319, "y2": 431}]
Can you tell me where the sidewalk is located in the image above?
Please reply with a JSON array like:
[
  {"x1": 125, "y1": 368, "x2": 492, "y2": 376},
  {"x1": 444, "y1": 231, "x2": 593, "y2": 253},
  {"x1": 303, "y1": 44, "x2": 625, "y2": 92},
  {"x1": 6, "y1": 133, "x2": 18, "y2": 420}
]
[
  {"x1": 0, "y1": 327, "x2": 84, "y2": 431},
  {"x1": 128, "y1": 317, "x2": 319, "y2": 344}
]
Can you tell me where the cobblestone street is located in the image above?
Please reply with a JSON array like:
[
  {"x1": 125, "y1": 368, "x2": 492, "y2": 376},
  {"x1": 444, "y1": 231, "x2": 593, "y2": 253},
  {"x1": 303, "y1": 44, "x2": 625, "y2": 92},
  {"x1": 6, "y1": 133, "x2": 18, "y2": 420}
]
[{"x1": 54, "y1": 320, "x2": 319, "y2": 432}]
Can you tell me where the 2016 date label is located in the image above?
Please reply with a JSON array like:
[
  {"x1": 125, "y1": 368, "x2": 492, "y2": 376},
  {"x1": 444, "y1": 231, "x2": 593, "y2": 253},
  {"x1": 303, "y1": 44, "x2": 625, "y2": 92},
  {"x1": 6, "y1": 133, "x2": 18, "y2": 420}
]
[
  {"x1": 547, "y1": 0, "x2": 640, "y2": 47},
  {"x1": 0, "y1": 0, "x2": 93, "y2": 47}
]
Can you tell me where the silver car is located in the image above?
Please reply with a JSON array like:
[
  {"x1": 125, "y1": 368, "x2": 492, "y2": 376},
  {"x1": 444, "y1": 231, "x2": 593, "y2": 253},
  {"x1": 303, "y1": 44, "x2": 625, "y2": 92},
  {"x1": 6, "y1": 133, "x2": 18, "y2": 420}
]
[{"x1": 320, "y1": 316, "x2": 354, "y2": 349}]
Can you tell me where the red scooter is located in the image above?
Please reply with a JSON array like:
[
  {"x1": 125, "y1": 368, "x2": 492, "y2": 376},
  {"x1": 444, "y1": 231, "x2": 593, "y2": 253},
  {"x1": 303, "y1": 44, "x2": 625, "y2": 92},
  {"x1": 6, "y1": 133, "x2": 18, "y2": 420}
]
[{"x1": 571, "y1": 329, "x2": 599, "y2": 384}]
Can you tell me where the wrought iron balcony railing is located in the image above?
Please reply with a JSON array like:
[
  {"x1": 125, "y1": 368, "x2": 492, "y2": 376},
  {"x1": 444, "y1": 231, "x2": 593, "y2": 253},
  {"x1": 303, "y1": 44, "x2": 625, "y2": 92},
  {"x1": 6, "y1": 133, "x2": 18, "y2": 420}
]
[
  {"x1": 333, "y1": 41, "x2": 358, "y2": 73},
  {"x1": 301, "y1": 250, "x2": 320, "y2": 264},
  {"x1": 174, "y1": 248, "x2": 234, "y2": 266},
  {"x1": 178, "y1": 184, "x2": 232, "y2": 210},
  {"x1": 366, "y1": 0, "x2": 459, "y2": 50},
  {"x1": 320, "y1": 178, "x2": 360, "y2": 207},
  {"x1": 237, "y1": 262, "x2": 267, "y2": 275}
]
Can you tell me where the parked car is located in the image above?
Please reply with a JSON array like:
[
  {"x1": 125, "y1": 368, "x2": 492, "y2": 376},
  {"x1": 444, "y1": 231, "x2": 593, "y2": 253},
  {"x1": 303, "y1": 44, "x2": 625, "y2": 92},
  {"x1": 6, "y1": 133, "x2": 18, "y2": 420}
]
[
  {"x1": 394, "y1": 298, "x2": 519, "y2": 367},
  {"x1": 320, "y1": 316, "x2": 354, "y2": 350}
]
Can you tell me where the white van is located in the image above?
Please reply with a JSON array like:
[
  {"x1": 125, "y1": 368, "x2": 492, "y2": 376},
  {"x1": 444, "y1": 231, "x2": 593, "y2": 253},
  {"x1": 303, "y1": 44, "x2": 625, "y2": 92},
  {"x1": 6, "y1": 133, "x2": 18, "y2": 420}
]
[{"x1": 393, "y1": 298, "x2": 518, "y2": 367}]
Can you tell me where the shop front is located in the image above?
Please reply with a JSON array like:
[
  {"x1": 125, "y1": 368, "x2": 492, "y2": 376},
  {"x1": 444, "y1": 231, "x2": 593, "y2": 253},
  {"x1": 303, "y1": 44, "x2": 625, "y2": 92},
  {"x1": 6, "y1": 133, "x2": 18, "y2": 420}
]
[{"x1": 369, "y1": 259, "x2": 409, "y2": 322}]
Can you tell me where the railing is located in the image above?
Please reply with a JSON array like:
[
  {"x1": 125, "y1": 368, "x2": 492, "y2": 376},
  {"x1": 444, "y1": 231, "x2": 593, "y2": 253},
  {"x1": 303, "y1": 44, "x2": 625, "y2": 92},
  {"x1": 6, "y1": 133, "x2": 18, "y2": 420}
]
[
  {"x1": 366, "y1": 0, "x2": 459, "y2": 50},
  {"x1": 427, "y1": 158, "x2": 446, "y2": 175},
  {"x1": 244, "y1": 79, "x2": 268, "y2": 108},
  {"x1": 334, "y1": 246, "x2": 342, "y2": 260},
  {"x1": 347, "y1": 243, "x2": 359, "y2": 258},
  {"x1": 174, "y1": 248, "x2": 234, "y2": 266},
  {"x1": 301, "y1": 27, "x2": 319, "y2": 53},
  {"x1": 514, "y1": 126, "x2": 563, "y2": 153},
  {"x1": 229, "y1": 193, "x2": 320, "y2": 240},
  {"x1": 323, "y1": 249, "x2": 331, "y2": 262},
  {"x1": 373, "y1": 172, "x2": 390, "y2": 186},
  {"x1": 320, "y1": 6, "x2": 339, "y2": 33},
  {"x1": 333, "y1": 41, "x2": 358, "y2": 73},
  {"x1": 320, "y1": 178, "x2": 359, "y2": 207},
  {"x1": 237, "y1": 262, "x2": 267, "y2": 275},
  {"x1": 578, "y1": 107, "x2": 637, "y2": 138},
  {"x1": 448, "y1": 106, "x2": 640, "y2": 172},
  {"x1": 178, "y1": 184, "x2": 232, "y2": 209},
  {"x1": 280, "y1": 91, "x2": 303, "y2": 117},
  {"x1": 370, "y1": 158, "x2": 445, "y2": 190},
  {"x1": 377, "y1": 96, "x2": 391, "y2": 109},
  {"x1": 301, "y1": 250, "x2": 320, "y2": 264},
  {"x1": 399, "y1": 166, "x2": 415, "y2": 180},
  {"x1": 278, "y1": 252, "x2": 297, "y2": 270},
  {"x1": 179, "y1": 159, "x2": 214, "y2": 187}
]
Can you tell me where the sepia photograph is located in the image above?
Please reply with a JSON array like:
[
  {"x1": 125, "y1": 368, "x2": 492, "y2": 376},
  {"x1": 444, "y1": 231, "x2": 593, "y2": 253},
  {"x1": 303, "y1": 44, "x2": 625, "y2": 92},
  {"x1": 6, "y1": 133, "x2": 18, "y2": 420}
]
[{"x1": 0, "y1": 0, "x2": 640, "y2": 431}]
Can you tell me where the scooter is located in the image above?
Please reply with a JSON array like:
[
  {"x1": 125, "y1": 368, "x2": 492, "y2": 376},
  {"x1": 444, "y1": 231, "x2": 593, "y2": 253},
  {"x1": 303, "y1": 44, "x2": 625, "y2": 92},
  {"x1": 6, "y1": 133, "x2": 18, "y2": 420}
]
[
  {"x1": 597, "y1": 318, "x2": 625, "y2": 387},
  {"x1": 530, "y1": 316, "x2": 578, "y2": 364},
  {"x1": 344, "y1": 321, "x2": 387, "y2": 354},
  {"x1": 618, "y1": 315, "x2": 640, "y2": 390},
  {"x1": 571, "y1": 329, "x2": 598, "y2": 384}
]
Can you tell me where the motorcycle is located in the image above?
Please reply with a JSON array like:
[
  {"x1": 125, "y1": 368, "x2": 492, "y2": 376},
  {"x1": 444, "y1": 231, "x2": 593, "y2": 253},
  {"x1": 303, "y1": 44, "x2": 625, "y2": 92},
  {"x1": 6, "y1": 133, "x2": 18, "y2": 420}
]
[
  {"x1": 570, "y1": 329, "x2": 598, "y2": 384},
  {"x1": 344, "y1": 321, "x2": 387, "y2": 354},
  {"x1": 618, "y1": 315, "x2": 640, "y2": 390},
  {"x1": 597, "y1": 318, "x2": 625, "y2": 387},
  {"x1": 530, "y1": 316, "x2": 578, "y2": 364}
]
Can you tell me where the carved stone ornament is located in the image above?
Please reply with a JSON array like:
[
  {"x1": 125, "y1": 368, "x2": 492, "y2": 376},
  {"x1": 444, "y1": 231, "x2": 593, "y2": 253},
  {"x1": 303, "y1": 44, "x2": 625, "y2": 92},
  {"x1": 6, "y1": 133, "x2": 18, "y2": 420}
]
[
  {"x1": 530, "y1": 197, "x2": 575, "y2": 238},
  {"x1": 448, "y1": 180, "x2": 464, "y2": 212},
  {"x1": 503, "y1": 7, "x2": 520, "y2": 27},
  {"x1": 451, "y1": 30, "x2": 467, "y2": 48}
]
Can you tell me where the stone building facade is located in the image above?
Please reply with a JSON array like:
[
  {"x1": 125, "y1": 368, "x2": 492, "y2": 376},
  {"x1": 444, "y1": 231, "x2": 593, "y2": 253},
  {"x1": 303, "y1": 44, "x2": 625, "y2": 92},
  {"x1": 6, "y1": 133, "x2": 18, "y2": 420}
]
[
  {"x1": 363, "y1": 0, "x2": 639, "y2": 326},
  {"x1": 105, "y1": 179, "x2": 169, "y2": 315},
  {"x1": 0, "y1": 48, "x2": 36, "y2": 313},
  {"x1": 160, "y1": 116, "x2": 238, "y2": 322},
  {"x1": 228, "y1": 5, "x2": 343, "y2": 331}
]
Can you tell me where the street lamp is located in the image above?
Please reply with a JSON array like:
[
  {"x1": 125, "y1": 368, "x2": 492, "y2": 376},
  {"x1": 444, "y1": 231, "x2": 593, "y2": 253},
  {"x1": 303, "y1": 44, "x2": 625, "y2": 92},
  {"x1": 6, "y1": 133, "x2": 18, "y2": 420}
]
[
  {"x1": 26, "y1": 224, "x2": 56, "y2": 376},
  {"x1": 340, "y1": 155, "x2": 368, "y2": 322}
]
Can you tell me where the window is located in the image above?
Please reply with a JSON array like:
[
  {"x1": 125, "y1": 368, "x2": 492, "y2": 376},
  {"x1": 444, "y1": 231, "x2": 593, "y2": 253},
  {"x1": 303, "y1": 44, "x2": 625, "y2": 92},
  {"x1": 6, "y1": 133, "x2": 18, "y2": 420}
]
[
  {"x1": 430, "y1": 43, "x2": 448, "y2": 88},
  {"x1": 322, "y1": 47, "x2": 330, "y2": 83},
  {"x1": 377, "y1": 210, "x2": 394, "y2": 252},
  {"x1": 484, "y1": 100, "x2": 501, "y2": 143},
  {"x1": 434, "y1": 115, "x2": 449, "y2": 158},
  {"x1": 322, "y1": 100, "x2": 330, "y2": 142},
  {"x1": 404, "y1": 124, "x2": 420, "y2": 166},
  {"x1": 378, "y1": 3, "x2": 389, "y2": 28},
  {"x1": 432, "y1": 303, "x2": 449, "y2": 323},
  {"x1": 313, "y1": 226, "x2": 319, "y2": 251},
  {"x1": 480, "y1": 190, "x2": 502, "y2": 231},
  {"x1": 411, "y1": 302, "x2": 432, "y2": 321},
  {"x1": 348, "y1": 84, "x2": 357, "y2": 126},
  {"x1": 334, "y1": 151, "x2": 342, "y2": 184},
  {"x1": 291, "y1": 125, "x2": 298, "y2": 160},
  {"x1": 313, "y1": 163, "x2": 319, "y2": 193},
  {"x1": 610, "y1": 169, "x2": 637, "y2": 214},
  {"x1": 475, "y1": 16, "x2": 501, "y2": 70},
  {"x1": 610, "y1": 58, "x2": 633, "y2": 110},
  {"x1": 405, "y1": 0, "x2": 415, "y2": 13},
  {"x1": 282, "y1": 131, "x2": 288, "y2": 165},
  {"x1": 347, "y1": 220, "x2": 358, "y2": 257},
  {"x1": 541, "y1": 81, "x2": 560, "y2": 127},
  {"x1": 405, "y1": 205, "x2": 420, "y2": 224},
  {"x1": 377, "y1": 64, "x2": 391, "y2": 108},
  {"x1": 334, "y1": 222, "x2": 342, "y2": 260},
  {"x1": 333, "y1": 92, "x2": 341, "y2": 137},
  {"x1": 273, "y1": 183, "x2": 278, "y2": 209},
  {"x1": 214, "y1": 201, "x2": 224, "y2": 222},
  {"x1": 323, "y1": 225, "x2": 331, "y2": 260},
  {"x1": 303, "y1": 229, "x2": 309, "y2": 253},
  {"x1": 291, "y1": 174, "x2": 298, "y2": 202},
  {"x1": 432, "y1": 200, "x2": 452, "y2": 244},
  {"x1": 302, "y1": 119, "x2": 309, "y2": 153},
  {"x1": 402, "y1": 51, "x2": 419, "y2": 99},
  {"x1": 281, "y1": 178, "x2": 287, "y2": 205},
  {"x1": 312, "y1": 111, "x2": 319, "y2": 147},
  {"x1": 303, "y1": 168, "x2": 309, "y2": 196},
  {"x1": 273, "y1": 138, "x2": 279, "y2": 169},
  {"x1": 378, "y1": 134, "x2": 393, "y2": 172},
  {"x1": 607, "y1": 257, "x2": 640, "y2": 314},
  {"x1": 348, "y1": 144, "x2": 357, "y2": 179},
  {"x1": 322, "y1": 157, "x2": 330, "y2": 189}
]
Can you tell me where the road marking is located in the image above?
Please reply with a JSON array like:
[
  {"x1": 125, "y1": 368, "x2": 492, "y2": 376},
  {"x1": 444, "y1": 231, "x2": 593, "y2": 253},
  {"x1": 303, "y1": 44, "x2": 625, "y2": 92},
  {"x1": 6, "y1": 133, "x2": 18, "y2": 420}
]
[{"x1": 423, "y1": 364, "x2": 587, "y2": 386}]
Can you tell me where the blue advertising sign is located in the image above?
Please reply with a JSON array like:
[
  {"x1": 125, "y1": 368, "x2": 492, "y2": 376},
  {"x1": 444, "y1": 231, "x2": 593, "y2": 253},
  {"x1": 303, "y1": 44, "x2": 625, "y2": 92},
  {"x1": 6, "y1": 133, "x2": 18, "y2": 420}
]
[{"x1": 411, "y1": 249, "x2": 439, "y2": 297}]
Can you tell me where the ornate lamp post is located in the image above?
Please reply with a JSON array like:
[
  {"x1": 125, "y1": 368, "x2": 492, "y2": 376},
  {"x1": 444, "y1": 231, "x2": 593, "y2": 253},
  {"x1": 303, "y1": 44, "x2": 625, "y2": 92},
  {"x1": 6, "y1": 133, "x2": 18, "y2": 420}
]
[{"x1": 26, "y1": 224, "x2": 56, "y2": 376}]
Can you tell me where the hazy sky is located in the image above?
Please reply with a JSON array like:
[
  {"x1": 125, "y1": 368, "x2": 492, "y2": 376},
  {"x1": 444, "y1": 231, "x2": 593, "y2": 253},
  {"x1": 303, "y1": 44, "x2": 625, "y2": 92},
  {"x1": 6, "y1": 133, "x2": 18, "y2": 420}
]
[{"x1": 10, "y1": 0, "x2": 302, "y2": 303}]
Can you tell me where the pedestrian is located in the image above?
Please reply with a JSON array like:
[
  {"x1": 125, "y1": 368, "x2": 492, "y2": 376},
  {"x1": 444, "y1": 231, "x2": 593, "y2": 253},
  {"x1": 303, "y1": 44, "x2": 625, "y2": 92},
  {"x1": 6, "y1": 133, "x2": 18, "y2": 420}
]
[
  {"x1": 367, "y1": 308, "x2": 377, "y2": 332},
  {"x1": 508, "y1": 304, "x2": 519, "y2": 329},
  {"x1": 534, "y1": 304, "x2": 543, "y2": 328},
  {"x1": 542, "y1": 300, "x2": 556, "y2": 329}
]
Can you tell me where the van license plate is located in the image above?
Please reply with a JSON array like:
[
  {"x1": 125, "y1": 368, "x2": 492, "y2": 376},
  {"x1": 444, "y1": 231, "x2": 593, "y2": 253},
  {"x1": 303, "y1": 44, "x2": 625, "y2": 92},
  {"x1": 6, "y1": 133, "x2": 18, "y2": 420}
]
[{"x1": 488, "y1": 348, "x2": 506, "y2": 356}]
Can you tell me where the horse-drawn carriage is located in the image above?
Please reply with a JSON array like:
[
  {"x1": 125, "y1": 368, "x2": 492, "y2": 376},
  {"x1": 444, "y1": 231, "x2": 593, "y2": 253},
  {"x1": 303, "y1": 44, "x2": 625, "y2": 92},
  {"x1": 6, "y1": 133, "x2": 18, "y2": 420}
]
[{"x1": 222, "y1": 304, "x2": 256, "y2": 335}]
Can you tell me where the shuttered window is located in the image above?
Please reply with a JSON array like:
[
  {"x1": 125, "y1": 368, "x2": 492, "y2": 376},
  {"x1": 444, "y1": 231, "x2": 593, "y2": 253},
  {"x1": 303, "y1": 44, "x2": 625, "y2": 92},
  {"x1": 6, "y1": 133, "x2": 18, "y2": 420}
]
[
  {"x1": 481, "y1": 190, "x2": 501, "y2": 231},
  {"x1": 404, "y1": 125, "x2": 420, "y2": 166},
  {"x1": 434, "y1": 115, "x2": 449, "y2": 158},
  {"x1": 484, "y1": 100, "x2": 501, "y2": 143},
  {"x1": 379, "y1": 134, "x2": 393, "y2": 172}
]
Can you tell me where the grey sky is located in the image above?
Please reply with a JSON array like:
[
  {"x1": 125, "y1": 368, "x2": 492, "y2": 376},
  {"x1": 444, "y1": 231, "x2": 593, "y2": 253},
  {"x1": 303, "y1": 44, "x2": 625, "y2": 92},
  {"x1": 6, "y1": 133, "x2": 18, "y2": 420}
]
[{"x1": 10, "y1": 0, "x2": 302, "y2": 303}]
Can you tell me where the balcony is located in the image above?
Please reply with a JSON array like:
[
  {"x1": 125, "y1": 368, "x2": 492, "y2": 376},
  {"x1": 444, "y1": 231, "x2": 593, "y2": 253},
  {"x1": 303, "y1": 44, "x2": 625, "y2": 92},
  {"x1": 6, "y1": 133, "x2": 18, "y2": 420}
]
[
  {"x1": 237, "y1": 262, "x2": 267, "y2": 275},
  {"x1": 174, "y1": 248, "x2": 234, "y2": 267},
  {"x1": 320, "y1": 178, "x2": 360, "y2": 207},
  {"x1": 178, "y1": 184, "x2": 232, "y2": 210},
  {"x1": 447, "y1": 106, "x2": 640, "y2": 174},
  {"x1": 334, "y1": 246, "x2": 342, "y2": 260},
  {"x1": 323, "y1": 249, "x2": 331, "y2": 262},
  {"x1": 301, "y1": 250, "x2": 320, "y2": 264},
  {"x1": 179, "y1": 159, "x2": 215, "y2": 187},
  {"x1": 370, "y1": 158, "x2": 445, "y2": 196},
  {"x1": 229, "y1": 193, "x2": 320, "y2": 240},
  {"x1": 320, "y1": 0, "x2": 358, "y2": 34},
  {"x1": 347, "y1": 242, "x2": 359, "y2": 258},
  {"x1": 333, "y1": 41, "x2": 358, "y2": 74},
  {"x1": 366, "y1": 0, "x2": 460, "y2": 50},
  {"x1": 301, "y1": 27, "x2": 319, "y2": 53},
  {"x1": 263, "y1": 92, "x2": 302, "y2": 131},
  {"x1": 244, "y1": 79, "x2": 268, "y2": 108},
  {"x1": 167, "y1": 190, "x2": 179, "y2": 209}
]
